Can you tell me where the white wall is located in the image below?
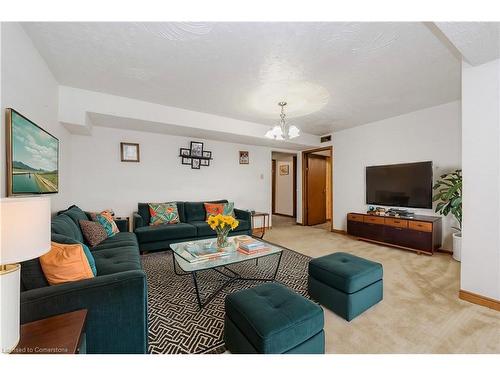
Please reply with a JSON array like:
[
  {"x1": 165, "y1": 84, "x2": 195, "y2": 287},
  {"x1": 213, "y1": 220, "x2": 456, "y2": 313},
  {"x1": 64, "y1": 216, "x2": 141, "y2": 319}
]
[
  {"x1": 461, "y1": 59, "x2": 500, "y2": 300},
  {"x1": 273, "y1": 153, "x2": 294, "y2": 216},
  {"x1": 70, "y1": 126, "x2": 274, "y2": 220},
  {"x1": 333, "y1": 101, "x2": 462, "y2": 250},
  {"x1": 0, "y1": 23, "x2": 72, "y2": 212}
]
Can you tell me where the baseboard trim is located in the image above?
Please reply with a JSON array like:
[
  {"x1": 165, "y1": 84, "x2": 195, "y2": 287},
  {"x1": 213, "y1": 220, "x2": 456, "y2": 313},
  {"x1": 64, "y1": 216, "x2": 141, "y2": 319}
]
[
  {"x1": 331, "y1": 229, "x2": 347, "y2": 235},
  {"x1": 436, "y1": 248, "x2": 453, "y2": 255},
  {"x1": 459, "y1": 290, "x2": 500, "y2": 312},
  {"x1": 272, "y1": 213, "x2": 296, "y2": 218}
]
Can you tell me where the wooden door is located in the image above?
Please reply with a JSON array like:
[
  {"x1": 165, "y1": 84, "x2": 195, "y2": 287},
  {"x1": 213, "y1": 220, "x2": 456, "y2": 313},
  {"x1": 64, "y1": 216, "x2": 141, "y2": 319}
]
[
  {"x1": 325, "y1": 156, "x2": 332, "y2": 221},
  {"x1": 307, "y1": 155, "x2": 327, "y2": 225}
]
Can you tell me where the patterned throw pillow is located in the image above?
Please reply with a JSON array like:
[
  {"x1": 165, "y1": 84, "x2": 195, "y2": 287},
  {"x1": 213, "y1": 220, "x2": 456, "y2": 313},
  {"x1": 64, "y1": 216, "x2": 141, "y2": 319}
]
[
  {"x1": 223, "y1": 202, "x2": 235, "y2": 217},
  {"x1": 79, "y1": 220, "x2": 108, "y2": 247},
  {"x1": 149, "y1": 202, "x2": 180, "y2": 226},
  {"x1": 204, "y1": 203, "x2": 224, "y2": 219},
  {"x1": 39, "y1": 242, "x2": 95, "y2": 285},
  {"x1": 89, "y1": 210, "x2": 119, "y2": 237},
  {"x1": 98, "y1": 211, "x2": 119, "y2": 237}
]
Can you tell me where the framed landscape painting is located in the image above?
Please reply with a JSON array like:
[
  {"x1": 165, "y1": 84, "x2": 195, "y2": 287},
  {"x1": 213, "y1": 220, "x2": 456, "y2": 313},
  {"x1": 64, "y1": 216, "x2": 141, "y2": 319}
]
[{"x1": 6, "y1": 108, "x2": 59, "y2": 195}]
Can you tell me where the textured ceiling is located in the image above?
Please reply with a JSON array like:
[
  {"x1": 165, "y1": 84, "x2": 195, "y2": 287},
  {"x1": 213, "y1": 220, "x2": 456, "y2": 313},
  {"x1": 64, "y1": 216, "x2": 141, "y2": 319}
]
[
  {"x1": 22, "y1": 22, "x2": 461, "y2": 135},
  {"x1": 435, "y1": 22, "x2": 500, "y2": 66}
]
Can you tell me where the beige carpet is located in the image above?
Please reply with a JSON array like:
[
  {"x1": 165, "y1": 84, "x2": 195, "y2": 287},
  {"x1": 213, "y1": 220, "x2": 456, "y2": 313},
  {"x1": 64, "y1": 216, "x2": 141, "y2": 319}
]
[{"x1": 266, "y1": 216, "x2": 500, "y2": 353}]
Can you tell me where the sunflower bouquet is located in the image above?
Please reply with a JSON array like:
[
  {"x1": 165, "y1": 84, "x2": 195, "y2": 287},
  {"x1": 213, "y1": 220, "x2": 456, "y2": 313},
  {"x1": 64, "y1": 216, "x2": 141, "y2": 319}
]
[{"x1": 207, "y1": 214, "x2": 239, "y2": 249}]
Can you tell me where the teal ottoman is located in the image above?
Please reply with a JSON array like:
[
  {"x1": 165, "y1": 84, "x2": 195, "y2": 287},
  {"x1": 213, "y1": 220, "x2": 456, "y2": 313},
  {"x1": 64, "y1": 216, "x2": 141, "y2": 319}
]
[
  {"x1": 308, "y1": 252, "x2": 383, "y2": 321},
  {"x1": 224, "y1": 283, "x2": 325, "y2": 354}
]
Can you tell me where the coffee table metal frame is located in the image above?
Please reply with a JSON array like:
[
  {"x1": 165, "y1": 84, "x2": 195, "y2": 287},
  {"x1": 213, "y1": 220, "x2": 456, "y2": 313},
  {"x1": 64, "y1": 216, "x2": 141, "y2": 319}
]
[{"x1": 170, "y1": 237, "x2": 283, "y2": 309}]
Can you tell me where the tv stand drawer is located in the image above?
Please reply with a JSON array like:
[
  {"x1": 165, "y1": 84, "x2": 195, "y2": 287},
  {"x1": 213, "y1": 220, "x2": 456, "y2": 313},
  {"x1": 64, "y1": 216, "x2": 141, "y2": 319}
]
[
  {"x1": 347, "y1": 213, "x2": 364, "y2": 222},
  {"x1": 384, "y1": 218, "x2": 408, "y2": 228},
  {"x1": 363, "y1": 216, "x2": 384, "y2": 225},
  {"x1": 408, "y1": 221, "x2": 433, "y2": 232}
]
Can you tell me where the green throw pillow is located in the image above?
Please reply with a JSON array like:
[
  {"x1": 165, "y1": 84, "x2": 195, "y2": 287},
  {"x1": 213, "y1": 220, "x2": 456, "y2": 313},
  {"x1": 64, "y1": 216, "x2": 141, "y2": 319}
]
[
  {"x1": 149, "y1": 202, "x2": 180, "y2": 226},
  {"x1": 81, "y1": 243, "x2": 97, "y2": 276},
  {"x1": 223, "y1": 202, "x2": 235, "y2": 217}
]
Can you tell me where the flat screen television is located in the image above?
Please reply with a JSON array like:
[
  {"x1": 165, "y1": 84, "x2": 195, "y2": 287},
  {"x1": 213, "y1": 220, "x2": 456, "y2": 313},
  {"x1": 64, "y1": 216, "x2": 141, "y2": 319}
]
[
  {"x1": 366, "y1": 161, "x2": 433, "y2": 209},
  {"x1": 6, "y1": 108, "x2": 59, "y2": 195}
]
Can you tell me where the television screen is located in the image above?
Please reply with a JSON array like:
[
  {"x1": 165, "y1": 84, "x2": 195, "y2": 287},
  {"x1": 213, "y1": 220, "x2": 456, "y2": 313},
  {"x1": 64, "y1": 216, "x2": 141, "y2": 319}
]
[
  {"x1": 7, "y1": 108, "x2": 59, "y2": 195},
  {"x1": 366, "y1": 161, "x2": 432, "y2": 208}
]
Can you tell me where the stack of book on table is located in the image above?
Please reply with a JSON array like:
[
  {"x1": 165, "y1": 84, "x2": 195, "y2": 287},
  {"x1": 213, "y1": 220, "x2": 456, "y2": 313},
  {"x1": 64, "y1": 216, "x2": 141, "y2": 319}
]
[
  {"x1": 238, "y1": 238, "x2": 269, "y2": 255},
  {"x1": 180, "y1": 242, "x2": 231, "y2": 263}
]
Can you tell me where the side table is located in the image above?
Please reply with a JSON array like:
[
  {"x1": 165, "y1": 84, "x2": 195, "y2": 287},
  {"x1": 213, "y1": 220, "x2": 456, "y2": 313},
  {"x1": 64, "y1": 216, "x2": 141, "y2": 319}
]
[
  {"x1": 12, "y1": 309, "x2": 88, "y2": 354},
  {"x1": 251, "y1": 211, "x2": 270, "y2": 239},
  {"x1": 114, "y1": 216, "x2": 130, "y2": 232}
]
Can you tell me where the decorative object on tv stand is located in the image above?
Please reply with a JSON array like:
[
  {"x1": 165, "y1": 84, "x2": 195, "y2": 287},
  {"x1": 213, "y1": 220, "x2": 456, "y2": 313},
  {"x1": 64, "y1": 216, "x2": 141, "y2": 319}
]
[
  {"x1": 432, "y1": 169, "x2": 462, "y2": 261},
  {"x1": 120, "y1": 142, "x2": 140, "y2": 162},
  {"x1": 0, "y1": 197, "x2": 51, "y2": 353},
  {"x1": 206, "y1": 214, "x2": 239, "y2": 249},
  {"x1": 264, "y1": 101, "x2": 300, "y2": 141},
  {"x1": 178, "y1": 141, "x2": 213, "y2": 169},
  {"x1": 6, "y1": 108, "x2": 59, "y2": 196},
  {"x1": 239, "y1": 151, "x2": 249, "y2": 164}
]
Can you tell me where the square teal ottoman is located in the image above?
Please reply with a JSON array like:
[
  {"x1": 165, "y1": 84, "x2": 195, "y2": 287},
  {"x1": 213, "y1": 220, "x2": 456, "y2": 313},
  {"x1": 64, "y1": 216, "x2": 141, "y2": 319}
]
[
  {"x1": 308, "y1": 252, "x2": 383, "y2": 321},
  {"x1": 224, "y1": 283, "x2": 325, "y2": 354}
]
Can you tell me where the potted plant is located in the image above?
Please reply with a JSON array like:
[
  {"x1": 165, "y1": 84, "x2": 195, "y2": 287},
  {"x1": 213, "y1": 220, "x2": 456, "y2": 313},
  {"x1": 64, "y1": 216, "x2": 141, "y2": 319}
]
[{"x1": 432, "y1": 169, "x2": 462, "y2": 261}]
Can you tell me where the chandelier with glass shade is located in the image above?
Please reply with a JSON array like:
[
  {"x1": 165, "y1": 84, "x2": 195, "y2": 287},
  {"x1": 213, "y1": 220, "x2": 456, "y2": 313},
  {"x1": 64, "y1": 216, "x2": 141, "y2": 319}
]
[{"x1": 265, "y1": 102, "x2": 300, "y2": 140}]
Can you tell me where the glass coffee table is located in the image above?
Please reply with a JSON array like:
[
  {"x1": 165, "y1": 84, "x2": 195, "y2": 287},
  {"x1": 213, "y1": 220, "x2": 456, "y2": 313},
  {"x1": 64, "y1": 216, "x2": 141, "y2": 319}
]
[{"x1": 170, "y1": 236, "x2": 283, "y2": 309}]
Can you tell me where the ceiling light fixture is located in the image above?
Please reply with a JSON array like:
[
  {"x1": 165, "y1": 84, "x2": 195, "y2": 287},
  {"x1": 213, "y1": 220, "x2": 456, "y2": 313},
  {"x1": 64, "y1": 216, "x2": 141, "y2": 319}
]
[{"x1": 265, "y1": 102, "x2": 300, "y2": 141}]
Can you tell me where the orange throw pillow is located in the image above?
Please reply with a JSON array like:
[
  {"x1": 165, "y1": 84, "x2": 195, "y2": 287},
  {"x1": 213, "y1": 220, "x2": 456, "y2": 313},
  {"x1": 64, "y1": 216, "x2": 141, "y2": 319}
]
[
  {"x1": 204, "y1": 203, "x2": 224, "y2": 220},
  {"x1": 39, "y1": 242, "x2": 94, "y2": 285}
]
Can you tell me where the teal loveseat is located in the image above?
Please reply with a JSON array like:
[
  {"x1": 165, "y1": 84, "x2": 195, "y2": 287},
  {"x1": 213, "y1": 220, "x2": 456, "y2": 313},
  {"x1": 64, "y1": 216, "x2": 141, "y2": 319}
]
[
  {"x1": 133, "y1": 200, "x2": 252, "y2": 252},
  {"x1": 19, "y1": 205, "x2": 148, "y2": 354}
]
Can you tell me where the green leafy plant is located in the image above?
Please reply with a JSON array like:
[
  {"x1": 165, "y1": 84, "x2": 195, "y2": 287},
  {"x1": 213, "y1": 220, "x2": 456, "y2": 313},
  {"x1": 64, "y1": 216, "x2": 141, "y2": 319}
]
[{"x1": 432, "y1": 169, "x2": 462, "y2": 231}]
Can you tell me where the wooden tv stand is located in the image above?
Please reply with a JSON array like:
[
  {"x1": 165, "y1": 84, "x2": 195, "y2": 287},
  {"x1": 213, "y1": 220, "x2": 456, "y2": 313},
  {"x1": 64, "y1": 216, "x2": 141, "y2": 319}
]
[{"x1": 346, "y1": 212, "x2": 442, "y2": 255}]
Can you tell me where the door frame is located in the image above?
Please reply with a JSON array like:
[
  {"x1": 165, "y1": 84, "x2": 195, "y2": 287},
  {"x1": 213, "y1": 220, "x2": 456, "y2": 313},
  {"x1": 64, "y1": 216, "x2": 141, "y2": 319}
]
[
  {"x1": 292, "y1": 155, "x2": 297, "y2": 218},
  {"x1": 272, "y1": 159, "x2": 276, "y2": 214},
  {"x1": 271, "y1": 152, "x2": 298, "y2": 218},
  {"x1": 302, "y1": 146, "x2": 333, "y2": 230}
]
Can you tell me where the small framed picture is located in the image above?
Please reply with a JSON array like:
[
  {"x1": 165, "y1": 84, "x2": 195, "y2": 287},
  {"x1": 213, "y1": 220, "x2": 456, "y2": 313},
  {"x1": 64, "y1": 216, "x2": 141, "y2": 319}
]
[
  {"x1": 239, "y1": 151, "x2": 249, "y2": 164},
  {"x1": 279, "y1": 164, "x2": 289, "y2": 175},
  {"x1": 190, "y1": 141, "x2": 204, "y2": 157},
  {"x1": 120, "y1": 142, "x2": 140, "y2": 162},
  {"x1": 180, "y1": 148, "x2": 190, "y2": 156},
  {"x1": 191, "y1": 158, "x2": 201, "y2": 169},
  {"x1": 182, "y1": 157, "x2": 191, "y2": 165},
  {"x1": 202, "y1": 151, "x2": 212, "y2": 159},
  {"x1": 201, "y1": 159, "x2": 210, "y2": 166}
]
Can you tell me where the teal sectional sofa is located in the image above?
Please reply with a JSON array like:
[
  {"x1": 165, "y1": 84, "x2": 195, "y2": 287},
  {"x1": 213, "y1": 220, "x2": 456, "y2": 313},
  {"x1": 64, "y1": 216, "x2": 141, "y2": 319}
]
[
  {"x1": 19, "y1": 205, "x2": 148, "y2": 354},
  {"x1": 133, "y1": 200, "x2": 252, "y2": 252}
]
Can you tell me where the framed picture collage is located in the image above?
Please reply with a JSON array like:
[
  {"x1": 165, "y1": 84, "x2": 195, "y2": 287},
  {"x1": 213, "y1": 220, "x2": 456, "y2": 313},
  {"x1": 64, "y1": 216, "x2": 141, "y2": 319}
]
[{"x1": 179, "y1": 141, "x2": 213, "y2": 169}]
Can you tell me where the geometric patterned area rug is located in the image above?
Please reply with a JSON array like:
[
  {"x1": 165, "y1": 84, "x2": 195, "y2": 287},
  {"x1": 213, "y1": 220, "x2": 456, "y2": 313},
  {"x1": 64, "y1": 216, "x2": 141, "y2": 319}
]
[{"x1": 141, "y1": 247, "x2": 311, "y2": 354}]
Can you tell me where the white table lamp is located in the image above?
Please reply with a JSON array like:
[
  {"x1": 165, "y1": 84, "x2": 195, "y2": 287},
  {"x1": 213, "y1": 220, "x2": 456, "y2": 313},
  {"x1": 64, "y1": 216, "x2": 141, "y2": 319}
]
[{"x1": 1, "y1": 197, "x2": 51, "y2": 353}]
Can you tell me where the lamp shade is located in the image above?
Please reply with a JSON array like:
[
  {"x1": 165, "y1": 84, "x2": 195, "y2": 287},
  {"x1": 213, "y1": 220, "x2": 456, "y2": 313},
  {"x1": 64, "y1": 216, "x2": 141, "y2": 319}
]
[{"x1": 0, "y1": 197, "x2": 51, "y2": 265}]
